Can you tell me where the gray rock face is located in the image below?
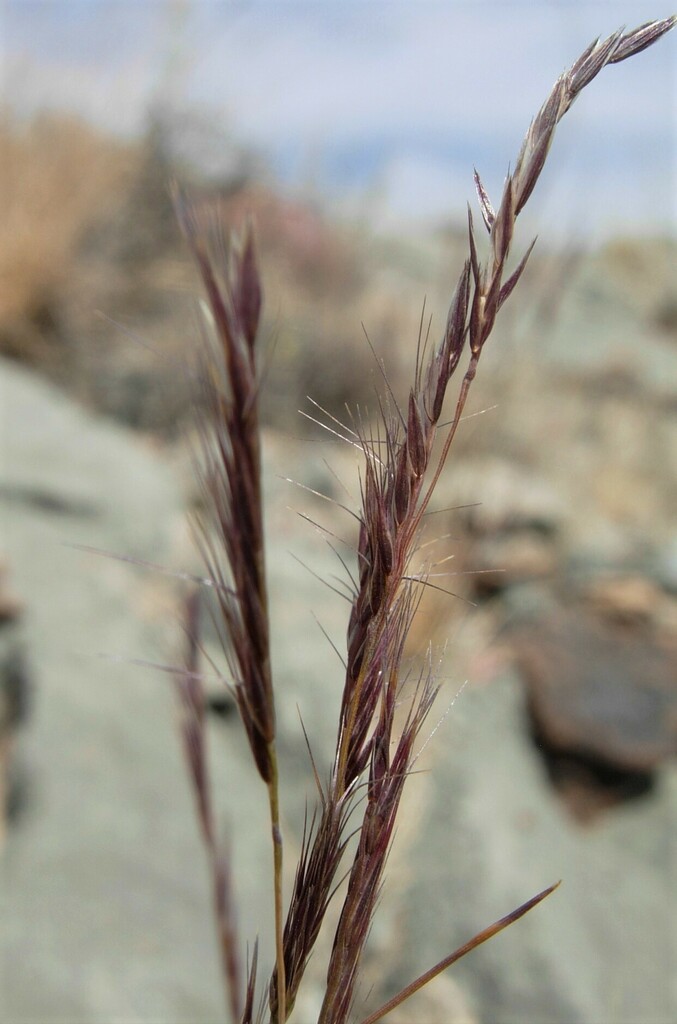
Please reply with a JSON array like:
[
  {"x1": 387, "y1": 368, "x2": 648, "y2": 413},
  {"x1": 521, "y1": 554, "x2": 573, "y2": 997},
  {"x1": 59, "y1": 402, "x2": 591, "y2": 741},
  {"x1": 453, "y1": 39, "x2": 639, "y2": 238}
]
[{"x1": 0, "y1": 358, "x2": 227, "y2": 1022}]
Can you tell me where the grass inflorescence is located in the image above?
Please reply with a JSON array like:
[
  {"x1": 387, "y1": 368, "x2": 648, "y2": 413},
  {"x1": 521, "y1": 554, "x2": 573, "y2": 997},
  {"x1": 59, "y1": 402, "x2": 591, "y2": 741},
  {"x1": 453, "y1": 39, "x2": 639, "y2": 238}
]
[{"x1": 168, "y1": 17, "x2": 675, "y2": 1024}]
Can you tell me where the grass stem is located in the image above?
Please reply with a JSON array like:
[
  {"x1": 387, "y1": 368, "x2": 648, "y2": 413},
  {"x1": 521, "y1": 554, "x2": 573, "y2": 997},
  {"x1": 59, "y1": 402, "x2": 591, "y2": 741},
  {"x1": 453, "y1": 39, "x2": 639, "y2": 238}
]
[{"x1": 267, "y1": 748, "x2": 286, "y2": 1024}]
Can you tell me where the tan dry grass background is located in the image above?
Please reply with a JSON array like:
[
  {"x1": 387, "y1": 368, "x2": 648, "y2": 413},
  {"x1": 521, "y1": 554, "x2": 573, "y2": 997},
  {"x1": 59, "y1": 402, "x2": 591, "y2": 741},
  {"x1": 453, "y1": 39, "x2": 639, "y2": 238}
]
[
  {"x1": 0, "y1": 114, "x2": 135, "y2": 363},
  {"x1": 0, "y1": 112, "x2": 423, "y2": 430}
]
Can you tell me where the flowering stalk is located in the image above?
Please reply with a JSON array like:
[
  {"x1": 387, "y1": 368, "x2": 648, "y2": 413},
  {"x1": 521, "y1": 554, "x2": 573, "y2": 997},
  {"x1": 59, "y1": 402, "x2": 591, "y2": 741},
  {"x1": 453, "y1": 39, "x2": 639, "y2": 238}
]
[
  {"x1": 174, "y1": 194, "x2": 286, "y2": 1022},
  {"x1": 270, "y1": 17, "x2": 675, "y2": 1022}
]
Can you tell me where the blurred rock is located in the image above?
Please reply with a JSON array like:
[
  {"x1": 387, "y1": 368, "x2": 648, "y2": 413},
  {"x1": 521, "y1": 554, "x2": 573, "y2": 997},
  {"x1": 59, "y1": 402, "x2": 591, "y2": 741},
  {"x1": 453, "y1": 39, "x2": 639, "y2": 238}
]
[
  {"x1": 566, "y1": 518, "x2": 646, "y2": 576},
  {"x1": 0, "y1": 598, "x2": 29, "y2": 847},
  {"x1": 655, "y1": 536, "x2": 677, "y2": 595},
  {"x1": 510, "y1": 604, "x2": 676, "y2": 822},
  {"x1": 581, "y1": 573, "x2": 672, "y2": 630},
  {"x1": 0, "y1": 558, "x2": 23, "y2": 624},
  {"x1": 433, "y1": 458, "x2": 564, "y2": 600},
  {"x1": 439, "y1": 457, "x2": 564, "y2": 536},
  {"x1": 469, "y1": 529, "x2": 558, "y2": 595}
]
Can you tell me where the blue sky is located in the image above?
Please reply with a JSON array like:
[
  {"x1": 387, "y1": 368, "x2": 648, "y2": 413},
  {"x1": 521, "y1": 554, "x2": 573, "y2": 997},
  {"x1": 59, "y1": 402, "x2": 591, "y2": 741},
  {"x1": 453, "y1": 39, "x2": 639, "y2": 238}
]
[{"x1": 4, "y1": 1, "x2": 675, "y2": 240}]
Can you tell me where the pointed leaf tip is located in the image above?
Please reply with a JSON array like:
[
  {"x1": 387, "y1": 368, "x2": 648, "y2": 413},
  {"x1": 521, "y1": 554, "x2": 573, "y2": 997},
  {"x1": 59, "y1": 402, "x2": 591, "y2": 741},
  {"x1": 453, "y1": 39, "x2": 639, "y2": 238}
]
[{"x1": 358, "y1": 880, "x2": 561, "y2": 1024}]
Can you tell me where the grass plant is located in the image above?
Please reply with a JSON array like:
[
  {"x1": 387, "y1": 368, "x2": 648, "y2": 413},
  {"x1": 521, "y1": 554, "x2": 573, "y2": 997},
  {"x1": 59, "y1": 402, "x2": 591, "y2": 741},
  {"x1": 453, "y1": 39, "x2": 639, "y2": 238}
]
[{"x1": 168, "y1": 17, "x2": 675, "y2": 1024}]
